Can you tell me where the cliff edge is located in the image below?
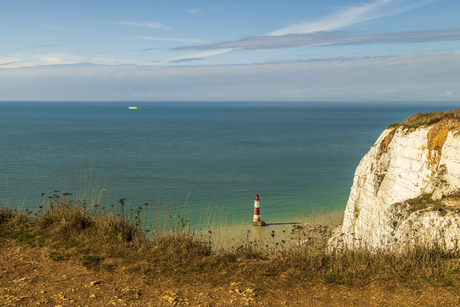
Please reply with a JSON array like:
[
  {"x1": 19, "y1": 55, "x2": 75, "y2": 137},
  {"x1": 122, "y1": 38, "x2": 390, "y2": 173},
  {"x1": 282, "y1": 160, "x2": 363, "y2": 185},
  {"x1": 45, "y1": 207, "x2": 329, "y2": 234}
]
[{"x1": 329, "y1": 110, "x2": 460, "y2": 252}]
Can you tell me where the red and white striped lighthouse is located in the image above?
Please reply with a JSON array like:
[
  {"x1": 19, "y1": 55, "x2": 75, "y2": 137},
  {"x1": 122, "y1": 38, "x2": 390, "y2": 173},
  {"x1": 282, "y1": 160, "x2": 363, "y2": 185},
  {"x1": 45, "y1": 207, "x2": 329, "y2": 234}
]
[{"x1": 252, "y1": 194, "x2": 266, "y2": 226}]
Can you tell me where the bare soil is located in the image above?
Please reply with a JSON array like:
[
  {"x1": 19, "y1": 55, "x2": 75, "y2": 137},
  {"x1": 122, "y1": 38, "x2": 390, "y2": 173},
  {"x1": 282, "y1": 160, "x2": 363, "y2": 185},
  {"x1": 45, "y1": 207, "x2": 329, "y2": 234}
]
[{"x1": 2, "y1": 238, "x2": 460, "y2": 306}]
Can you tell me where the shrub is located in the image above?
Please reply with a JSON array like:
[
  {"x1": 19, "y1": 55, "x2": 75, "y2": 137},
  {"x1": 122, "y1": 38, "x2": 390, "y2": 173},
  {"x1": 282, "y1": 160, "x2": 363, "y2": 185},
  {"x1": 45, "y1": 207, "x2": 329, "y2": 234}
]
[{"x1": 0, "y1": 207, "x2": 13, "y2": 225}]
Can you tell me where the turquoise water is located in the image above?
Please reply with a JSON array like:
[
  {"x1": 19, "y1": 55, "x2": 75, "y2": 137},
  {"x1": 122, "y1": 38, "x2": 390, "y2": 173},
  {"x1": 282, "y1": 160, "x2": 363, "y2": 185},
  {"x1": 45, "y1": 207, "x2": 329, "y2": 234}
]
[{"x1": 0, "y1": 101, "x2": 456, "y2": 227}]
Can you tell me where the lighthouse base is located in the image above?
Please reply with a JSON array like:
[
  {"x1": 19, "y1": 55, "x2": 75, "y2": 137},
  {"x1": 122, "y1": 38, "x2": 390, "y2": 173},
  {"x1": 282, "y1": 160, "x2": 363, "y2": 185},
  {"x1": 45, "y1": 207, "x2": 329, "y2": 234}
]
[{"x1": 252, "y1": 220, "x2": 266, "y2": 226}]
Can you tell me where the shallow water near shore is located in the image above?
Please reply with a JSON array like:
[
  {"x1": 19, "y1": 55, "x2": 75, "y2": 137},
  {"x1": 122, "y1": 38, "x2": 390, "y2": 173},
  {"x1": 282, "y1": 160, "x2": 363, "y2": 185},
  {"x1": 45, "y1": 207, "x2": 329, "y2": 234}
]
[{"x1": 0, "y1": 101, "x2": 456, "y2": 228}]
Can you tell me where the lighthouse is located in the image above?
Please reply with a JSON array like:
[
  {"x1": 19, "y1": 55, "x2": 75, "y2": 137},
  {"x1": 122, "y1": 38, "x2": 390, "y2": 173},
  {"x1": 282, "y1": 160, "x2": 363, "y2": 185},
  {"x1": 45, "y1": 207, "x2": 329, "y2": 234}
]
[{"x1": 252, "y1": 194, "x2": 266, "y2": 226}]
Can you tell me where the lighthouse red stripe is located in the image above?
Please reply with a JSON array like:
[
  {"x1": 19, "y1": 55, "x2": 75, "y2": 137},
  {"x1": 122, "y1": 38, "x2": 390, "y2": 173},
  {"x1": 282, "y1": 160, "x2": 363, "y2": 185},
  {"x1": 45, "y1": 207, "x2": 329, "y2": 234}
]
[{"x1": 254, "y1": 207, "x2": 260, "y2": 215}]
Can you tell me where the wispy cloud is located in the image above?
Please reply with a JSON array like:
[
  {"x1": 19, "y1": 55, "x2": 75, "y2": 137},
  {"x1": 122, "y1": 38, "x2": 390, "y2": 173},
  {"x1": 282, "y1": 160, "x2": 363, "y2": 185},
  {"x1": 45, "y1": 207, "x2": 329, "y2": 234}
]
[
  {"x1": 91, "y1": 57, "x2": 135, "y2": 65},
  {"x1": 169, "y1": 58, "x2": 205, "y2": 63},
  {"x1": 152, "y1": 49, "x2": 233, "y2": 64},
  {"x1": 189, "y1": 9, "x2": 202, "y2": 14},
  {"x1": 377, "y1": 88, "x2": 399, "y2": 94},
  {"x1": 2, "y1": 52, "x2": 459, "y2": 102},
  {"x1": 111, "y1": 21, "x2": 170, "y2": 29},
  {"x1": 174, "y1": 29, "x2": 460, "y2": 51},
  {"x1": 172, "y1": 0, "x2": 438, "y2": 56},
  {"x1": 135, "y1": 36, "x2": 202, "y2": 43},
  {"x1": 0, "y1": 54, "x2": 83, "y2": 68},
  {"x1": 138, "y1": 48, "x2": 164, "y2": 52},
  {"x1": 269, "y1": 0, "x2": 434, "y2": 36},
  {"x1": 0, "y1": 56, "x2": 22, "y2": 67}
]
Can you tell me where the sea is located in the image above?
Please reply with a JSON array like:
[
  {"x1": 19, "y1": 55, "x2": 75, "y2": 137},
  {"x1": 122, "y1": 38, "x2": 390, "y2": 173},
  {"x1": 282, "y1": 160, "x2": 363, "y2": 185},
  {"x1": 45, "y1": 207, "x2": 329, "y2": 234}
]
[{"x1": 0, "y1": 101, "x2": 457, "y2": 229}]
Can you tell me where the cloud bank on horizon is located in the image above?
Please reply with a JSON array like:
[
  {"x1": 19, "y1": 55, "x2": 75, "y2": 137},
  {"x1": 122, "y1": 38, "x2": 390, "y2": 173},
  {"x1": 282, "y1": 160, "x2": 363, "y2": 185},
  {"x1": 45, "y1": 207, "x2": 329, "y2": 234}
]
[{"x1": 0, "y1": 0, "x2": 459, "y2": 102}]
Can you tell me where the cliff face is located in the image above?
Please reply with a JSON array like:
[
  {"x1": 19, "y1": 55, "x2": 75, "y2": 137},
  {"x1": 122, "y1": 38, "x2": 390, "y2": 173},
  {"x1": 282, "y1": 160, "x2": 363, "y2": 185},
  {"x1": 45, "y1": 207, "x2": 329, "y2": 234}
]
[{"x1": 330, "y1": 112, "x2": 460, "y2": 252}]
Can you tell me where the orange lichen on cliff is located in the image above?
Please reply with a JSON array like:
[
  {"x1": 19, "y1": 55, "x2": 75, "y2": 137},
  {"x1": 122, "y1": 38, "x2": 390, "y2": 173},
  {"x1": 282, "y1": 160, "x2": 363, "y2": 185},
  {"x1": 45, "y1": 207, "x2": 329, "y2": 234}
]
[{"x1": 426, "y1": 118, "x2": 460, "y2": 171}]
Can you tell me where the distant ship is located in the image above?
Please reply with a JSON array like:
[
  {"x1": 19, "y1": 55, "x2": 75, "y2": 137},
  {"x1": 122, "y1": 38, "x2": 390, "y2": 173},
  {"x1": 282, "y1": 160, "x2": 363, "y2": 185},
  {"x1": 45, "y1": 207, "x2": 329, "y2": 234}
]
[{"x1": 128, "y1": 106, "x2": 138, "y2": 110}]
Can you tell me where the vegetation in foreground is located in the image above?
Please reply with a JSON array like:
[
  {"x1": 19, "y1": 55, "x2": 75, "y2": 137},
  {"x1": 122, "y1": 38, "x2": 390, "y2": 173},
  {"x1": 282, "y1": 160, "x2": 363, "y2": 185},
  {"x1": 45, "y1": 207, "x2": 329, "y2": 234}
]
[{"x1": 1, "y1": 190, "x2": 460, "y2": 291}]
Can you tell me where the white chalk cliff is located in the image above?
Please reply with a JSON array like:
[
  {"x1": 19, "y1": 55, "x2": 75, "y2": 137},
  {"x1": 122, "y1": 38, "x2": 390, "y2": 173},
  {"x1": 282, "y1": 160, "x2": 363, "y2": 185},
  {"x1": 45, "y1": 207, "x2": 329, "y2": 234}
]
[{"x1": 329, "y1": 111, "x2": 460, "y2": 252}]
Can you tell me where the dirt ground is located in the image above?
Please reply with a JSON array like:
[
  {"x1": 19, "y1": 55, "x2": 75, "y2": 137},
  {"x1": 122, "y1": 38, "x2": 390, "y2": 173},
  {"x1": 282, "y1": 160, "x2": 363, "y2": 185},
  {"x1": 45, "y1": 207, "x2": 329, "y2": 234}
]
[{"x1": 1, "y1": 238, "x2": 460, "y2": 307}]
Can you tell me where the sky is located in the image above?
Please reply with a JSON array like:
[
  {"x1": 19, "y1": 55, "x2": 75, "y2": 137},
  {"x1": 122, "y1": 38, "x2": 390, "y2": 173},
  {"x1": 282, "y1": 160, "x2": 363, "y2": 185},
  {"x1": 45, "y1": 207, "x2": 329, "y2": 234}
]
[{"x1": 1, "y1": 0, "x2": 460, "y2": 102}]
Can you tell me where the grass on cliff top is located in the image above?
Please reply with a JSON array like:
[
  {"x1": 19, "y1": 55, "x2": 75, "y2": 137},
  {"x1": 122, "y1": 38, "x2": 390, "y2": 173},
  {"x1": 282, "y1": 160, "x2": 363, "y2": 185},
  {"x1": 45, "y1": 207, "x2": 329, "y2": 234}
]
[
  {"x1": 388, "y1": 108, "x2": 460, "y2": 130},
  {"x1": 1, "y1": 190, "x2": 460, "y2": 290},
  {"x1": 406, "y1": 193, "x2": 445, "y2": 215},
  {"x1": 404, "y1": 191, "x2": 460, "y2": 217}
]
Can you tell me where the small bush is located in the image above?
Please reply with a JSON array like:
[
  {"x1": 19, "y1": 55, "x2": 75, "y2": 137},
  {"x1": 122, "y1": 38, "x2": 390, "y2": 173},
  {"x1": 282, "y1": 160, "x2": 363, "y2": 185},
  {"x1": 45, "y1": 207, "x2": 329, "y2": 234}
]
[
  {"x1": 387, "y1": 122, "x2": 400, "y2": 129},
  {"x1": 79, "y1": 255, "x2": 104, "y2": 270},
  {"x1": 404, "y1": 193, "x2": 451, "y2": 216},
  {"x1": 233, "y1": 242, "x2": 266, "y2": 260},
  {"x1": 151, "y1": 234, "x2": 212, "y2": 263},
  {"x1": 59, "y1": 208, "x2": 94, "y2": 236},
  {"x1": 0, "y1": 208, "x2": 13, "y2": 224},
  {"x1": 49, "y1": 251, "x2": 71, "y2": 261},
  {"x1": 406, "y1": 193, "x2": 438, "y2": 213},
  {"x1": 99, "y1": 215, "x2": 143, "y2": 243},
  {"x1": 102, "y1": 264, "x2": 116, "y2": 272}
]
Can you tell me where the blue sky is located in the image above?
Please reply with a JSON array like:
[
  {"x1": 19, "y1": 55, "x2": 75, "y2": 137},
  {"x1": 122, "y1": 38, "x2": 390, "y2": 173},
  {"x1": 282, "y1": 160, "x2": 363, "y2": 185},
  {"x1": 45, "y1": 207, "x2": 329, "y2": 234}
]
[{"x1": 1, "y1": 0, "x2": 460, "y2": 102}]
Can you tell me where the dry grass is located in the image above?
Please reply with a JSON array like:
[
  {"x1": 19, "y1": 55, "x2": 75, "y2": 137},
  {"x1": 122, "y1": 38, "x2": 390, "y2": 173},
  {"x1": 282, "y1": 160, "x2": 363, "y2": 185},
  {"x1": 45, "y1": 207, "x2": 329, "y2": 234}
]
[
  {"x1": 405, "y1": 193, "x2": 442, "y2": 213},
  {"x1": 402, "y1": 191, "x2": 460, "y2": 217},
  {"x1": 388, "y1": 109, "x2": 460, "y2": 130},
  {"x1": 1, "y1": 189, "x2": 460, "y2": 290}
]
